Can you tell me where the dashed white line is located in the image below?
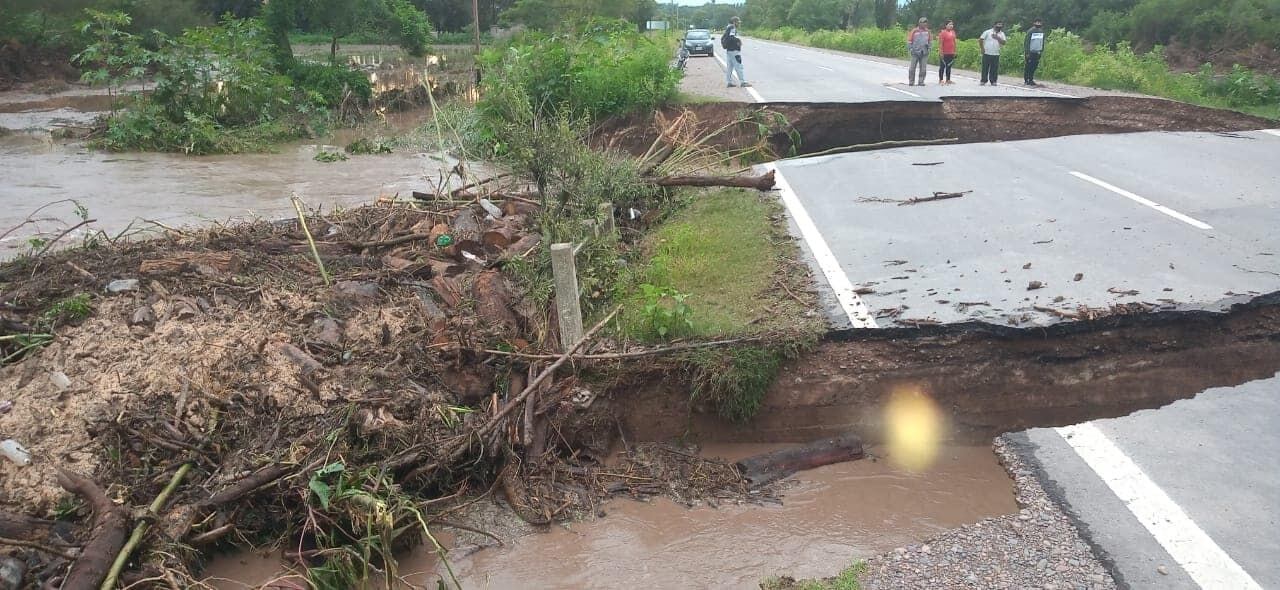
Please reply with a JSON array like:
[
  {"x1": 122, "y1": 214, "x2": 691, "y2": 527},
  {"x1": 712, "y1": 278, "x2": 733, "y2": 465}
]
[
  {"x1": 1057, "y1": 423, "x2": 1263, "y2": 590},
  {"x1": 1069, "y1": 171, "x2": 1213, "y2": 230},
  {"x1": 1261, "y1": 129, "x2": 1280, "y2": 137},
  {"x1": 764, "y1": 164, "x2": 877, "y2": 328},
  {"x1": 884, "y1": 85, "x2": 922, "y2": 98}
]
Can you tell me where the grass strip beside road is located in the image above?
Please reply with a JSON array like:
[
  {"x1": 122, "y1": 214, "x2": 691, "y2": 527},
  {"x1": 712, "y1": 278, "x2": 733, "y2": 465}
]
[{"x1": 616, "y1": 188, "x2": 820, "y2": 342}]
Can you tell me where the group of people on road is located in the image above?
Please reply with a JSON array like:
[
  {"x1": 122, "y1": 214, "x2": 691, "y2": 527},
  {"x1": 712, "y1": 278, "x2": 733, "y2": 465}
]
[
  {"x1": 713, "y1": 14, "x2": 1047, "y2": 91},
  {"x1": 906, "y1": 17, "x2": 1046, "y2": 87}
]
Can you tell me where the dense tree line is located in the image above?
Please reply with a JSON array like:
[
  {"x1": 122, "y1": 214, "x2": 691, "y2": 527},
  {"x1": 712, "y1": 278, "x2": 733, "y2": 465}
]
[{"x1": 743, "y1": 0, "x2": 1280, "y2": 52}]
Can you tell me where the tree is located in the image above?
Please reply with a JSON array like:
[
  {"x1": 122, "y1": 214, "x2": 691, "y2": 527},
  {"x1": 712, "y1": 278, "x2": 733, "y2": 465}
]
[
  {"x1": 262, "y1": 0, "x2": 433, "y2": 64},
  {"x1": 787, "y1": 0, "x2": 845, "y2": 30},
  {"x1": 500, "y1": 0, "x2": 655, "y2": 30}
]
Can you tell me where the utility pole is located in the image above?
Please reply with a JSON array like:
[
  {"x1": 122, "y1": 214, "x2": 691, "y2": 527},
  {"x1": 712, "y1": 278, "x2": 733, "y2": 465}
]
[{"x1": 472, "y1": 0, "x2": 482, "y2": 86}]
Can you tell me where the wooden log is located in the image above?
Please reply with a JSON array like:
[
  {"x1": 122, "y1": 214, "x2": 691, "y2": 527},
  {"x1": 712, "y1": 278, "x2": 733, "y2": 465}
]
[
  {"x1": 734, "y1": 434, "x2": 864, "y2": 487},
  {"x1": 139, "y1": 252, "x2": 242, "y2": 276},
  {"x1": 504, "y1": 234, "x2": 541, "y2": 258},
  {"x1": 481, "y1": 215, "x2": 526, "y2": 250},
  {"x1": 473, "y1": 270, "x2": 520, "y2": 333},
  {"x1": 429, "y1": 275, "x2": 463, "y2": 308},
  {"x1": 0, "y1": 510, "x2": 52, "y2": 540},
  {"x1": 502, "y1": 199, "x2": 541, "y2": 217},
  {"x1": 56, "y1": 469, "x2": 128, "y2": 590},
  {"x1": 648, "y1": 169, "x2": 776, "y2": 191}
]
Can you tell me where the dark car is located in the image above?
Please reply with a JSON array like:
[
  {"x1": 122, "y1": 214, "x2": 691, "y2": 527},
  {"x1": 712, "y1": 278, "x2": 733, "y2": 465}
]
[{"x1": 683, "y1": 29, "x2": 714, "y2": 57}]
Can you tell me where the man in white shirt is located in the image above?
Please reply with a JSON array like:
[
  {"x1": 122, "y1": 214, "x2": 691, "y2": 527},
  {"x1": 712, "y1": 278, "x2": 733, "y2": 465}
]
[{"x1": 977, "y1": 20, "x2": 1007, "y2": 86}]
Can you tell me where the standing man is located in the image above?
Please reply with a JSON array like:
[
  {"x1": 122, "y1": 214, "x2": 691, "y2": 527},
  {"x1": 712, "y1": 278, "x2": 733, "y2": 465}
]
[
  {"x1": 906, "y1": 17, "x2": 932, "y2": 86},
  {"x1": 978, "y1": 20, "x2": 1007, "y2": 86},
  {"x1": 1024, "y1": 18, "x2": 1046, "y2": 86},
  {"x1": 722, "y1": 16, "x2": 751, "y2": 88},
  {"x1": 938, "y1": 19, "x2": 958, "y2": 85}
]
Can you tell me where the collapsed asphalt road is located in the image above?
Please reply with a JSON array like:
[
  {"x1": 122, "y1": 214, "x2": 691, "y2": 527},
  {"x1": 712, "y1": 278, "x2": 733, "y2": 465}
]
[{"x1": 681, "y1": 36, "x2": 1280, "y2": 589}]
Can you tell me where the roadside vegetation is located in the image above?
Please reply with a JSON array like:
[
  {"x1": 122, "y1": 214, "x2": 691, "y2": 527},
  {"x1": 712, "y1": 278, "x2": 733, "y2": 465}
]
[
  {"x1": 753, "y1": 25, "x2": 1280, "y2": 118},
  {"x1": 763, "y1": 562, "x2": 869, "y2": 590}
]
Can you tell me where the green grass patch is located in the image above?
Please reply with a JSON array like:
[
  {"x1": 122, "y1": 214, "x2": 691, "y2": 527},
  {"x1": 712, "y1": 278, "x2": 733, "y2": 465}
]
[
  {"x1": 617, "y1": 188, "x2": 808, "y2": 340},
  {"x1": 762, "y1": 562, "x2": 868, "y2": 590}
]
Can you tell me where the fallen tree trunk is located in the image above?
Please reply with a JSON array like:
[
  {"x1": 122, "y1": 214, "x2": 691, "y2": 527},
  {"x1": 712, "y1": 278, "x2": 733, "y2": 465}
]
[
  {"x1": 735, "y1": 434, "x2": 864, "y2": 487},
  {"x1": 647, "y1": 169, "x2": 776, "y2": 191},
  {"x1": 56, "y1": 469, "x2": 128, "y2": 590}
]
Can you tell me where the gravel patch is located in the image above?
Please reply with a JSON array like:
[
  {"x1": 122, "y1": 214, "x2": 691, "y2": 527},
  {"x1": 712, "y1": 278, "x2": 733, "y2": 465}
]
[
  {"x1": 678, "y1": 53, "x2": 757, "y2": 103},
  {"x1": 859, "y1": 437, "x2": 1116, "y2": 590}
]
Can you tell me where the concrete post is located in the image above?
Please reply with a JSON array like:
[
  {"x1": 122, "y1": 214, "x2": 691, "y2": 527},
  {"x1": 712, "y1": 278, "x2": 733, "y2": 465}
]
[
  {"x1": 598, "y1": 202, "x2": 615, "y2": 235},
  {"x1": 550, "y1": 242, "x2": 584, "y2": 350}
]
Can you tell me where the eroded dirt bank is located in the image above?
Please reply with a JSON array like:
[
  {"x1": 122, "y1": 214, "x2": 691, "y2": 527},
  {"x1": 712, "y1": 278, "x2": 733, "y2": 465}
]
[
  {"x1": 597, "y1": 96, "x2": 1275, "y2": 158},
  {"x1": 613, "y1": 295, "x2": 1280, "y2": 444}
]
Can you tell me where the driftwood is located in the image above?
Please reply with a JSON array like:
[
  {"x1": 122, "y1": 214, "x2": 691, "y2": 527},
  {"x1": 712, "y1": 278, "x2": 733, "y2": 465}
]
[
  {"x1": 735, "y1": 434, "x2": 864, "y2": 487},
  {"x1": 139, "y1": 252, "x2": 242, "y2": 276},
  {"x1": 0, "y1": 511, "x2": 55, "y2": 546},
  {"x1": 899, "y1": 190, "x2": 972, "y2": 206},
  {"x1": 648, "y1": 169, "x2": 776, "y2": 191},
  {"x1": 56, "y1": 469, "x2": 128, "y2": 590}
]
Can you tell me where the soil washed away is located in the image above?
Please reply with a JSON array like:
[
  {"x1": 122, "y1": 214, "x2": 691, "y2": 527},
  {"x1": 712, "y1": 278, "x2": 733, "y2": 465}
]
[
  {"x1": 597, "y1": 95, "x2": 1275, "y2": 158},
  {"x1": 202, "y1": 444, "x2": 1017, "y2": 589}
]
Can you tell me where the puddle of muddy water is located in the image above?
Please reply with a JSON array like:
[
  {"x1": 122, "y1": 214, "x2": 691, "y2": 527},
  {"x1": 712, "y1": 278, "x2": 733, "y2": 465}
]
[{"x1": 202, "y1": 444, "x2": 1016, "y2": 590}]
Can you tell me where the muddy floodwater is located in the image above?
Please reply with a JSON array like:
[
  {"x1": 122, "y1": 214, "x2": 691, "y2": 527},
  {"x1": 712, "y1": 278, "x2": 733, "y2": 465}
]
[
  {"x1": 203, "y1": 444, "x2": 1016, "y2": 589},
  {"x1": 0, "y1": 116, "x2": 482, "y2": 256}
]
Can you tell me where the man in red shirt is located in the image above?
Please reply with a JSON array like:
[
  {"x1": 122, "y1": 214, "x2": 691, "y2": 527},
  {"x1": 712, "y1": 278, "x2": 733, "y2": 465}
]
[{"x1": 938, "y1": 20, "x2": 958, "y2": 85}]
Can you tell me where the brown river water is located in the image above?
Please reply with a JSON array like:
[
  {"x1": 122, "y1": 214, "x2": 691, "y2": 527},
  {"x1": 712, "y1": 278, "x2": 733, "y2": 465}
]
[
  {"x1": 0, "y1": 49, "x2": 478, "y2": 258},
  {"x1": 202, "y1": 444, "x2": 1016, "y2": 589}
]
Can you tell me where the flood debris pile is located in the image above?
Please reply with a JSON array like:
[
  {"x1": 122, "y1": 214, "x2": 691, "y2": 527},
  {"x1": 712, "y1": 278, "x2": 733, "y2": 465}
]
[{"x1": 0, "y1": 172, "x2": 828, "y2": 588}]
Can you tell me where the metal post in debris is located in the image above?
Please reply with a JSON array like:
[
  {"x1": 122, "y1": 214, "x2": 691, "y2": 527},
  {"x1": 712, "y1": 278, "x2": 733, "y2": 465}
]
[{"x1": 550, "y1": 242, "x2": 584, "y2": 350}]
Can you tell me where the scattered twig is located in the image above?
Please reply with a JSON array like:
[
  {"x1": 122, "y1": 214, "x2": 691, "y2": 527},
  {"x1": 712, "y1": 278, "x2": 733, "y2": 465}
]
[
  {"x1": 911, "y1": 161, "x2": 945, "y2": 166},
  {"x1": 406, "y1": 306, "x2": 621, "y2": 482},
  {"x1": 428, "y1": 519, "x2": 505, "y2": 546},
  {"x1": 0, "y1": 535, "x2": 79, "y2": 559},
  {"x1": 450, "y1": 172, "x2": 515, "y2": 198},
  {"x1": 65, "y1": 261, "x2": 96, "y2": 279},
  {"x1": 898, "y1": 190, "x2": 972, "y2": 206},
  {"x1": 1033, "y1": 305, "x2": 1081, "y2": 320},
  {"x1": 290, "y1": 195, "x2": 331, "y2": 286},
  {"x1": 348, "y1": 232, "x2": 431, "y2": 250},
  {"x1": 101, "y1": 463, "x2": 192, "y2": 590},
  {"x1": 35, "y1": 219, "x2": 97, "y2": 256}
]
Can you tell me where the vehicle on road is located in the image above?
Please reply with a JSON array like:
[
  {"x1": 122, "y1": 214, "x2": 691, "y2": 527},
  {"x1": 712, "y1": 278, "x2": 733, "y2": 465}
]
[{"x1": 683, "y1": 29, "x2": 714, "y2": 57}]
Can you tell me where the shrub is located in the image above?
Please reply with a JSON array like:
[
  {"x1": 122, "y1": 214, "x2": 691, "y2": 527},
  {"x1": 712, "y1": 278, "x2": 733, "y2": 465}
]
[{"x1": 477, "y1": 19, "x2": 680, "y2": 129}]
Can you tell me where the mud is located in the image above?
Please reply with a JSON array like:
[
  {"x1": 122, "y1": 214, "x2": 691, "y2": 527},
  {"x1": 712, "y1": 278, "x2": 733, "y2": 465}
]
[
  {"x1": 596, "y1": 96, "x2": 1275, "y2": 158},
  {"x1": 615, "y1": 295, "x2": 1280, "y2": 444},
  {"x1": 202, "y1": 444, "x2": 1016, "y2": 590}
]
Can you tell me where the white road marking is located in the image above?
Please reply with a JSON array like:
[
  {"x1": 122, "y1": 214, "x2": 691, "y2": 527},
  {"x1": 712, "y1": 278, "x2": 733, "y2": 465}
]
[
  {"x1": 1261, "y1": 129, "x2": 1280, "y2": 137},
  {"x1": 1069, "y1": 171, "x2": 1213, "y2": 230},
  {"x1": 816, "y1": 65, "x2": 834, "y2": 71},
  {"x1": 1056, "y1": 423, "x2": 1263, "y2": 590},
  {"x1": 884, "y1": 85, "x2": 922, "y2": 98},
  {"x1": 714, "y1": 55, "x2": 765, "y2": 102},
  {"x1": 764, "y1": 164, "x2": 877, "y2": 328}
]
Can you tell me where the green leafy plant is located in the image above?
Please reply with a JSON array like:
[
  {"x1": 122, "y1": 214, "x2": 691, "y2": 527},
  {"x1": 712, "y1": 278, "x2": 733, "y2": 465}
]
[
  {"x1": 314, "y1": 150, "x2": 348, "y2": 162},
  {"x1": 344, "y1": 137, "x2": 393, "y2": 154},
  {"x1": 639, "y1": 284, "x2": 693, "y2": 340}
]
